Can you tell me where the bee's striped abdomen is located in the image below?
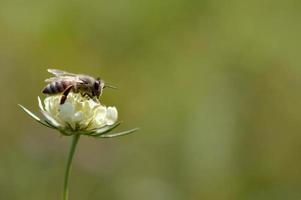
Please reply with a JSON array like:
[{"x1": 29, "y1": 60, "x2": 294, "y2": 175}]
[{"x1": 42, "y1": 81, "x2": 71, "y2": 94}]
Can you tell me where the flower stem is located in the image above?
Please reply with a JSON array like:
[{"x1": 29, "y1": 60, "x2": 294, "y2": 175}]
[{"x1": 63, "y1": 134, "x2": 80, "y2": 200}]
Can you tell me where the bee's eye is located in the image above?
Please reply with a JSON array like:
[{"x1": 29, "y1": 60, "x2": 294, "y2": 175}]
[{"x1": 94, "y1": 81, "x2": 100, "y2": 90}]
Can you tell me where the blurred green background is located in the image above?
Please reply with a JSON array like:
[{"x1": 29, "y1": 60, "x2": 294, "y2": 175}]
[{"x1": 1, "y1": 0, "x2": 301, "y2": 199}]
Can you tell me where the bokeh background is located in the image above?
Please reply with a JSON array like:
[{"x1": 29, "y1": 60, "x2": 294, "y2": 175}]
[{"x1": 1, "y1": 0, "x2": 301, "y2": 199}]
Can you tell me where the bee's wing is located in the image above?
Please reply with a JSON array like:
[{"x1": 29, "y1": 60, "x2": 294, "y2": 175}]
[
  {"x1": 45, "y1": 76, "x2": 85, "y2": 83},
  {"x1": 47, "y1": 69, "x2": 77, "y2": 77}
]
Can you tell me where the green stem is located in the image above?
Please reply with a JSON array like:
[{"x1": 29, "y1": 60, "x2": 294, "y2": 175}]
[{"x1": 63, "y1": 134, "x2": 80, "y2": 200}]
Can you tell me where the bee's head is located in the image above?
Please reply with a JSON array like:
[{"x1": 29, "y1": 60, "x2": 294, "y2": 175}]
[{"x1": 93, "y1": 78, "x2": 105, "y2": 98}]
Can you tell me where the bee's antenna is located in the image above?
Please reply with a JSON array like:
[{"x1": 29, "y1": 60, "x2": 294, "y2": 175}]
[{"x1": 104, "y1": 84, "x2": 118, "y2": 90}]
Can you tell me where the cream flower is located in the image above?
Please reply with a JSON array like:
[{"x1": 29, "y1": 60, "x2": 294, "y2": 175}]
[
  {"x1": 19, "y1": 92, "x2": 138, "y2": 138},
  {"x1": 41, "y1": 93, "x2": 118, "y2": 131}
]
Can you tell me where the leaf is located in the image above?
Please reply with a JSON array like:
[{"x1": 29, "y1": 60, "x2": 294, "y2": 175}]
[
  {"x1": 90, "y1": 122, "x2": 122, "y2": 136},
  {"x1": 98, "y1": 128, "x2": 139, "y2": 138},
  {"x1": 18, "y1": 104, "x2": 53, "y2": 128}
]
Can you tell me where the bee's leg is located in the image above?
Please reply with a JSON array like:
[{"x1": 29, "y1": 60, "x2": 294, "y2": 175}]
[
  {"x1": 87, "y1": 93, "x2": 93, "y2": 99},
  {"x1": 81, "y1": 92, "x2": 89, "y2": 99},
  {"x1": 60, "y1": 85, "x2": 73, "y2": 104},
  {"x1": 82, "y1": 92, "x2": 93, "y2": 99}
]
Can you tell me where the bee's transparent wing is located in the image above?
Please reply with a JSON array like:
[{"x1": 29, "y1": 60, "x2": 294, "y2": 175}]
[
  {"x1": 45, "y1": 76, "x2": 85, "y2": 83},
  {"x1": 47, "y1": 69, "x2": 77, "y2": 77}
]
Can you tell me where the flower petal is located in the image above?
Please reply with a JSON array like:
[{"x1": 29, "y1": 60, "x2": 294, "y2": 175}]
[
  {"x1": 91, "y1": 106, "x2": 107, "y2": 128},
  {"x1": 73, "y1": 112, "x2": 84, "y2": 122},
  {"x1": 44, "y1": 95, "x2": 60, "y2": 116},
  {"x1": 105, "y1": 107, "x2": 118, "y2": 125},
  {"x1": 41, "y1": 110, "x2": 61, "y2": 128},
  {"x1": 59, "y1": 102, "x2": 75, "y2": 122},
  {"x1": 38, "y1": 96, "x2": 45, "y2": 111}
]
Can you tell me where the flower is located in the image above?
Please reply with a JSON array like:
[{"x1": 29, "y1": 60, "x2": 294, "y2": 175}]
[
  {"x1": 19, "y1": 92, "x2": 138, "y2": 138},
  {"x1": 42, "y1": 93, "x2": 118, "y2": 131}
]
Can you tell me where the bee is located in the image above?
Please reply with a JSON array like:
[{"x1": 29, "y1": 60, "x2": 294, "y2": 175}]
[{"x1": 42, "y1": 69, "x2": 115, "y2": 104}]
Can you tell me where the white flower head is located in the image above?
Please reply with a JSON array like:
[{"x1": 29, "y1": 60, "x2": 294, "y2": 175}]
[
  {"x1": 42, "y1": 93, "x2": 118, "y2": 131},
  {"x1": 20, "y1": 92, "x2": 138, "y2": 138}
]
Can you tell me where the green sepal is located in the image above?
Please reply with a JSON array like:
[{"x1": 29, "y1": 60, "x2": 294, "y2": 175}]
[
  {"x1": 18, "y1": 104, "x2": 53, "y2": 129},
  {"x1": 98, "y1": 128, "x2": 139, "y2": 138},
  {"x1": 90, "y1": 122, "x2": 122, "y2": 136}
]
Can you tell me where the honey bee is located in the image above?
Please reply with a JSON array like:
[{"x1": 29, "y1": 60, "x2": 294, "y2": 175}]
[{"x1": 42, "y1": 69, "x2": 114, "y2": 104}]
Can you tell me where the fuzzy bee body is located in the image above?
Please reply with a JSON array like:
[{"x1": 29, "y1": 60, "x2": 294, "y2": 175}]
[
  {"x1": 43, "y1": 81, "x2": 73, "y2": 94},
  {"x1": 42, "y1": 69, "x2": 106, "y2": 104}
]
